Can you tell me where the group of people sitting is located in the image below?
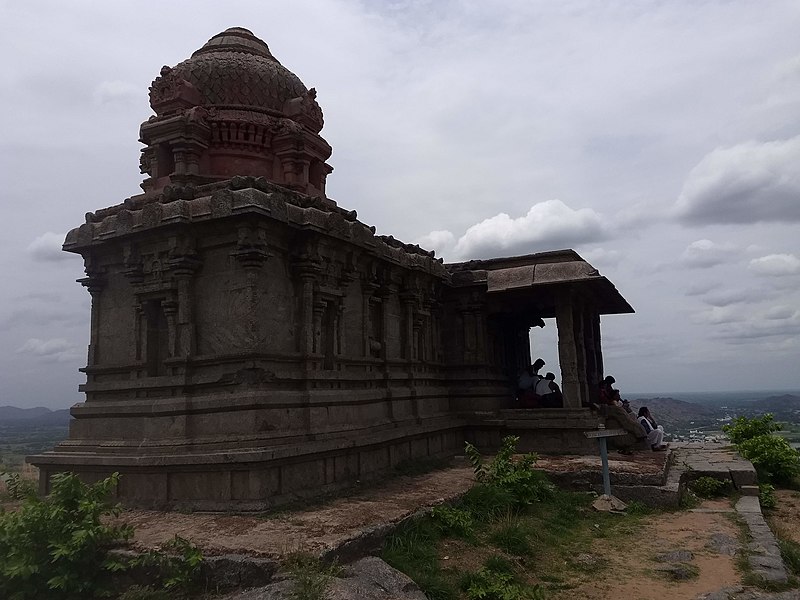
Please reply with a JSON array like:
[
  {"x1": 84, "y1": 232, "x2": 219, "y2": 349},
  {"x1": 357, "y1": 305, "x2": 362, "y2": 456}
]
[
  {"x1": 516, "y1": 358, "x2": 563, "y2": 408},
  {"x1": 598, "y1": 375, "x2": 668, "y2": 451},
  {"x1": 516, "y1": 365, "x2": 668, "y2": 452}
]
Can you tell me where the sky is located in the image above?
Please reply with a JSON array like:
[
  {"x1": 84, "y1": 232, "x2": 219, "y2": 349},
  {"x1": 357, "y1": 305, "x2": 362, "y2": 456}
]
[{"x1": 1, "y1": 0, "x2": 799, "y2": 409}]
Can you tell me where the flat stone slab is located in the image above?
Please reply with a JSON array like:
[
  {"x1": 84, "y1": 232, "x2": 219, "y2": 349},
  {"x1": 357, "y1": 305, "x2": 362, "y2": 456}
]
[
  {"x1": 120, "y1": 465, "x2": 475, "y2": 558},
  {"x1": 671, "y1": 442, "x2": 757, "y2": 489}
]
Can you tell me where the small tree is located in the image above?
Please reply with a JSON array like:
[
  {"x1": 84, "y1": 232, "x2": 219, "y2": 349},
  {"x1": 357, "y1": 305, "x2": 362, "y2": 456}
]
[
  {"x1": 0, "y1": 472, "x2": 132, "y2": 600},
  {"x1": 722, "y1": 414, "x2": 781, "y2": 445}
]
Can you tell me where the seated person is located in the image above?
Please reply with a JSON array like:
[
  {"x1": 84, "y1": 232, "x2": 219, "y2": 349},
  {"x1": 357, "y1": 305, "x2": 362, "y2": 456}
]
[
  {"x1": 535, "y1": 372, "x2": 563, "y2": 408},
  {"x1": 517, "y1": 358, "x2": 545, "y2": 407},
  {"x1": 637, "y1": 407, "x2": 668, "y2": 451},
  {"x1": 598, "y1": 375, "x2": 621, "y2": 406}
]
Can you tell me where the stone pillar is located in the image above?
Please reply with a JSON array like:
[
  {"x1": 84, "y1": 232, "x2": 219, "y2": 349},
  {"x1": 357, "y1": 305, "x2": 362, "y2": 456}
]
[
  {"x1": 556, "y1": 302, "x2": 582, "y2": 408},
  {"x1": 572, "y1": 303, "x2": 589, "y2": 407},
  {"x1": 583, "y1": 308, "x2": 600, "y2": 405}
]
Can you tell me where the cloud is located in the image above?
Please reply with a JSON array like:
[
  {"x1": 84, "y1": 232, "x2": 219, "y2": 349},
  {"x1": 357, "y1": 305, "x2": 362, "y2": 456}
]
[
  {"x1": 413, "y1": 230, "x2": 456, "y2": 258},
  {"x1": 93, "y1": 80, "x2": 140, "y2": 106},
  {"x1": 432, "y1": 200, "x2": 609, "y2": 261},
  {"x1": 15, "y1": 338, "x2": 82, "y2": 362},
  {"x1": 680, "y1": 239, "x2": 738, "y2": 268},
  {"x1": 675, "y1": 136, "x2": 800, "y2": 225},
  {"x1": 27, "y1": 232, "x2": 72, "y2": 262},
  {"x1": 748, "y1": 253, "x2": 800, "y2": 276},
  {"x1": 701, "y1": 288, "x2": 770, "y2": 308}
]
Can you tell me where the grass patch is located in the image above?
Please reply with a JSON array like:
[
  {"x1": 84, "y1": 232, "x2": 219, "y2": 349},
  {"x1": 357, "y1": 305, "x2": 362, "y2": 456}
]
[
  {"x1": 382, "y1": 438, "x2": 649, "y2": 598},
  {"x1": 283, "y1": 552, "x2": 342, "y2": 600}
]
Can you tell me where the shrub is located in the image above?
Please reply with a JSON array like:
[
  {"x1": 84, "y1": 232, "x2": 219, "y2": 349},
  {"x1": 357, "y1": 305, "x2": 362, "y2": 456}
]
[
  {"x1": 737, "y1": 435, "x2": 800, "y2": 484},
  {"x1": 759, "y1": 483, "x2": 777, "y2": 509},
  {"x1": 689, "y1": 476, "x2": 730, "y2": 498},
  {"x1": 430, "y1": 505, "x2": 474, "y2": 538},
  {"x1": 464, "y1": 436, "x2": 555, "y2": 508},
  {"x1": 0, "y1": 472, "x2": 132, "y2": 600},
  {"x1": 723, "y1": 415, "x2": 781, "y2": 445}
]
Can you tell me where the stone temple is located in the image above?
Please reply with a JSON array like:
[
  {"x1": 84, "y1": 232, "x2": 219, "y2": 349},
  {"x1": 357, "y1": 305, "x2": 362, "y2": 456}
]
[{"x1": 30, "y1": 28, "x2": 633, "y2": 510}]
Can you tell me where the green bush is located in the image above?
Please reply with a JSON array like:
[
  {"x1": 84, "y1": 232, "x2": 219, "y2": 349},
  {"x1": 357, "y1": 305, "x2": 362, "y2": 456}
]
[
  {"x1": 465, "y1": 436, "x2": 555, "y2": 508},
  {"x1": 737, "y1": 435, "x2": 800, "y2": 484},
  {"x1": 689, "y1": 476, "x2": 730, "y2": 498},
  {"x1": 723, "y1": 414, "x2": 781, "y2": 445},
  {"x1": 430, "y1": 505, "x2": 475, "y2": 538},
  {"x1": 0, "y1": 472, "x2": 132, "y2": 600},
  {"x1": 759, "y1": 483, "x2": 777, "y2": 509}
]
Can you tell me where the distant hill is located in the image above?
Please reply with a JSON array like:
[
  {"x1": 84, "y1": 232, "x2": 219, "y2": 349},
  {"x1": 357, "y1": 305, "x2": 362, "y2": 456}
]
[
  {"x1": 752, "y1": 394, "x2": 800, "y2": 411},
  {"x1": 0, "y1": 406, "x2": 71, "y2": 425},
  {"x1": 628, "y1": 396, "x2": 717, "y2": 430}
]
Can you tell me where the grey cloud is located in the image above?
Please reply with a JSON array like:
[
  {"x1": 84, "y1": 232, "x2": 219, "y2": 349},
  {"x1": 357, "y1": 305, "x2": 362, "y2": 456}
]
[
  {"x1": 680, "y1": 239, "x2": 738, "y2": 269},
  {"x1": 675, "y1": 136, "x2": 800, "y2": 225},
  {"x1": 749, "y1": 253, "x2": 800, "y2": 276},
  {"x1": 27, "y1": 232, "x2": 73, "y2": 262}
]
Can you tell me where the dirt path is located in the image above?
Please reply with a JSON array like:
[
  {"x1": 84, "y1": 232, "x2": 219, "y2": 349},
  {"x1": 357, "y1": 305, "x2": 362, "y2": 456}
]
[
  {"x1": 120, "y1": 466, "x2": 475, "y2": 557},
  {"x1": 768, "y1": 489, "x2": 800, "y2": 544},
  {"x1": 554, "y1": 501, "x2": 741, "y2": 600}
]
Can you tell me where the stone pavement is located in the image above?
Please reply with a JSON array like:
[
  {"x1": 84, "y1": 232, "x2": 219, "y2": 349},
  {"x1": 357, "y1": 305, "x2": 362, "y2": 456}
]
[{"x1": 671, "y1": 443, "x2": 788, "y2": 586}]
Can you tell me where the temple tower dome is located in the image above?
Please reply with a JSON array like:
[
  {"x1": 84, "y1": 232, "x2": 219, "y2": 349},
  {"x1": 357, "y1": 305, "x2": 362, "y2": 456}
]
[{"x1": 140, "y1": 27, "x2": 332, "y2": 197}]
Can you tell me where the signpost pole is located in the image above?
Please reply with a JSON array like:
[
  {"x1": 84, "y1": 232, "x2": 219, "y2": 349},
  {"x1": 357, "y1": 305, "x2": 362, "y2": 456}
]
[{"x1": 599, "y1": 437, "x2": 612, "y2": 497}]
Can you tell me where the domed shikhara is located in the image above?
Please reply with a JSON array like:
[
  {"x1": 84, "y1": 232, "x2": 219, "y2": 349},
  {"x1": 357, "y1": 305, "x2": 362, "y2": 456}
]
[{"x1": 140, "y1": 28, "x2": 332, "y2": 197}]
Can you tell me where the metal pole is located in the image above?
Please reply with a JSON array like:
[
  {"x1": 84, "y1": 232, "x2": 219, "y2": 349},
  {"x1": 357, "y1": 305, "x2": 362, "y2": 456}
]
[{"x1": 599, "y1": 437, "x2": 611, "y2": 497}]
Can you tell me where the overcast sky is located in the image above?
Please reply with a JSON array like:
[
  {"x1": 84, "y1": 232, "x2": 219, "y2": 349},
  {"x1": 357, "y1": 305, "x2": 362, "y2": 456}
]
[{"x1": 1, "y1": 0, "x2": 799, "y2": 409}]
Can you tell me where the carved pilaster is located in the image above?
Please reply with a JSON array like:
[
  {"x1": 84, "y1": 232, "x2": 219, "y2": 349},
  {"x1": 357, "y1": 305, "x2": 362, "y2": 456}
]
[{"x1": 78, "y1": 256, "x2": 106, "y2": 367}]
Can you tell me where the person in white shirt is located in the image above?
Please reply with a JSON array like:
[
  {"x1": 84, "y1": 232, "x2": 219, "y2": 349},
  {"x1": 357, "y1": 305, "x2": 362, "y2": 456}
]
[
  {"x1": 637, "y1": 407, "x2": 667, "y2": 451},
  {"x1": 535, "y1": 372, "x2": 562, "y2": 408}
]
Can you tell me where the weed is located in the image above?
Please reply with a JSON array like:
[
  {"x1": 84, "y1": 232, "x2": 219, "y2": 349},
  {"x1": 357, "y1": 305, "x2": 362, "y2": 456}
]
[
  {"x1": 431, "y1": 505, "x2": 475, "y2": 538},
  {"x1": 283, "y1": 552, "x2": 341, "y2": 600},
  {"x1": 690, "y1": 476, "x2": 731, "y2": 498}
]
